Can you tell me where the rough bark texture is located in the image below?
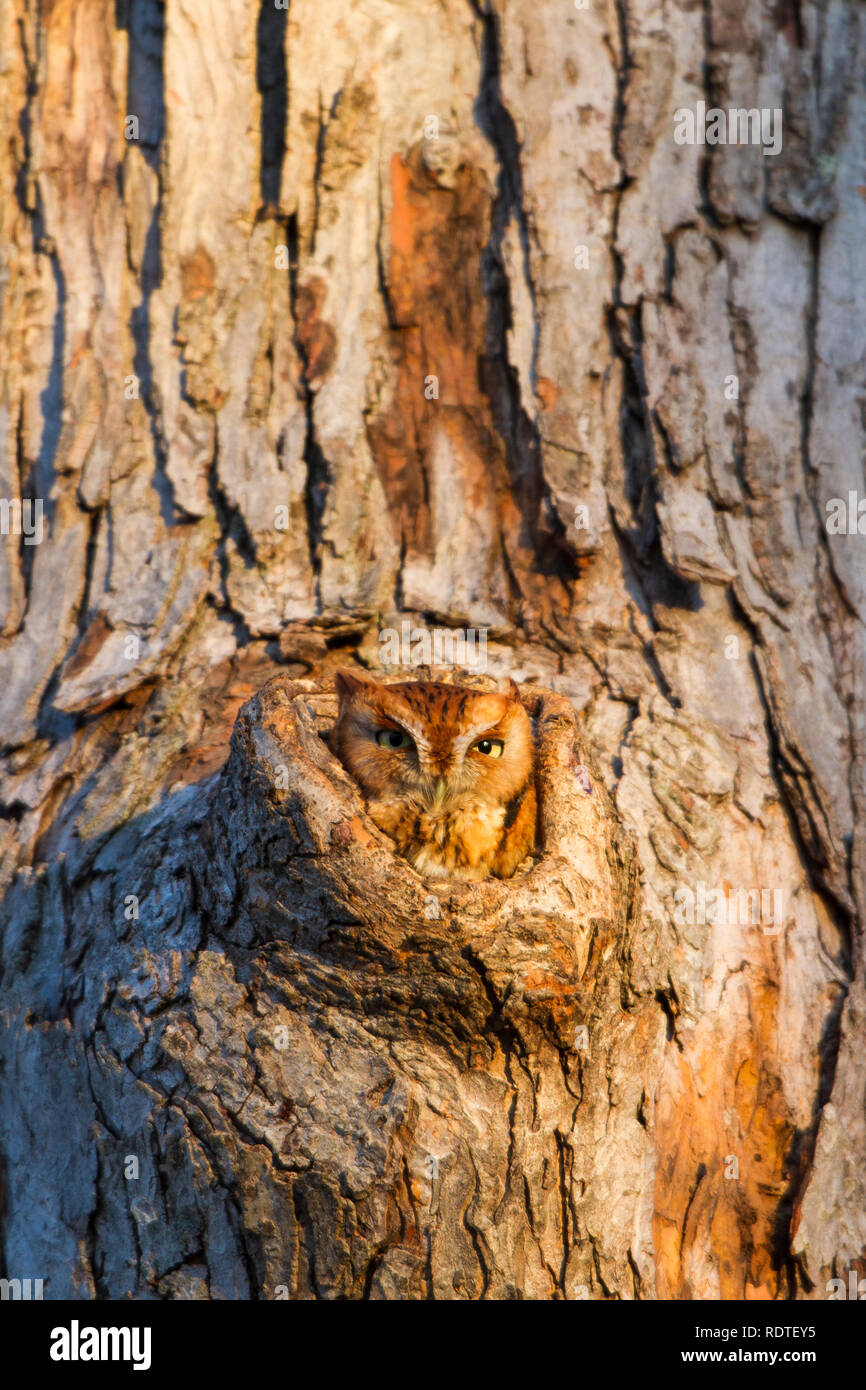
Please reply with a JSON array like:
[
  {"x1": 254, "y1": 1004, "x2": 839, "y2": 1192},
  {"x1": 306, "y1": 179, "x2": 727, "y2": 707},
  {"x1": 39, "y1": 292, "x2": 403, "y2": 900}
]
[{"x1": 0, "y1": 0, "x2": 863, "y2": 1299}]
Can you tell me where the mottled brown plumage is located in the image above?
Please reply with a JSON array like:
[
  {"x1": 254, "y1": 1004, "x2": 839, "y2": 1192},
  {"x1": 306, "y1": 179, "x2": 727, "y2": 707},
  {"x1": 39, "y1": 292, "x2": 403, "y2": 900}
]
[{"x1": 330, "y1": 670, "x2": 537, "y2": 881}]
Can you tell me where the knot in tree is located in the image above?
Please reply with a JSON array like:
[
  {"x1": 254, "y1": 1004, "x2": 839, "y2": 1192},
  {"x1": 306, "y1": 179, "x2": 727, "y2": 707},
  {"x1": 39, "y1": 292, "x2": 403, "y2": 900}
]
[{"x1": 177, "y1": 672, "x2": 641, "y2": 1299}]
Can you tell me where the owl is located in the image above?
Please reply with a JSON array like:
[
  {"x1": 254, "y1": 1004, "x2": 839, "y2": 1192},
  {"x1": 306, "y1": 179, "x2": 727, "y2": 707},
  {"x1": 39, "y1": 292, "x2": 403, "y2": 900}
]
[{"x1": 330, "y1": 670, "x2": 537, "y2": 881}]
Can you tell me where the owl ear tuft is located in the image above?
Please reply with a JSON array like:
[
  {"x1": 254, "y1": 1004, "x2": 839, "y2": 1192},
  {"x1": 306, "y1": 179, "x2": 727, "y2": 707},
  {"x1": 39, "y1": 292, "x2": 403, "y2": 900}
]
[
  {"x1": 502, "y1": 676, "x2": 521, "y2": 700},
  {"x1": 334, "y1": 668, "x2": 375, "y2": 701}
]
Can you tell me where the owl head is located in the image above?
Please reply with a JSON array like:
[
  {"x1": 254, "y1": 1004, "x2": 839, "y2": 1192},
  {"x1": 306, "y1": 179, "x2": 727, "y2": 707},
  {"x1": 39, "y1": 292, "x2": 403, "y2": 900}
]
[{"x1": 331, "y1": 670, "x2": 535, "y2": 812}]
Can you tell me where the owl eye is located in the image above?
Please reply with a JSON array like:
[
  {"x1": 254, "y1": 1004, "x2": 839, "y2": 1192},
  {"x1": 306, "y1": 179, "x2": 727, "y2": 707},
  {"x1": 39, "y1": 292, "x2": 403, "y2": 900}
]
[
  {"x1": 473, "y1": 738, "x2": 504, "y2": 758},
  {"x1": 376, "y1": 728, "x2": 412, "y2": 750}
]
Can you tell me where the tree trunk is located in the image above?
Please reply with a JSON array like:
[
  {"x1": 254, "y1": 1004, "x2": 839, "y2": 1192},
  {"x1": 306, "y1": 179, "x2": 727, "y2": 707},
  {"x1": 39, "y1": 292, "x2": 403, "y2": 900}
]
[{"x1": 0, "y1": 0, "x2": 863, "y2": 1300}]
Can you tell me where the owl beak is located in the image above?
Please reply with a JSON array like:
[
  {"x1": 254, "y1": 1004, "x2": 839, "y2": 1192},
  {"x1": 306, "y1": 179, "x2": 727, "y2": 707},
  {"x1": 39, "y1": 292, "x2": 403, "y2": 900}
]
[{"x1": 432, "y1": 777, "x2": 448, "y2": 807}]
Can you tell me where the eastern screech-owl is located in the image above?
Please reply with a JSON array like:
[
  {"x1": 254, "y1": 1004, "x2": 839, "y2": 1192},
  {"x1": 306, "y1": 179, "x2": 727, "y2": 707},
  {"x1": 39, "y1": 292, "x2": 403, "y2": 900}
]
[{"x1": 330, "y1": 670, "x2": 537, "y2": 881}]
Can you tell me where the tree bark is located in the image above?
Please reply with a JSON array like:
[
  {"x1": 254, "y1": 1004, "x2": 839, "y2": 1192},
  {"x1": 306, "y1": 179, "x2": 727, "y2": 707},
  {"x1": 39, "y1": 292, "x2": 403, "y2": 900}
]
[{"x1": 0, "y1": 0, "x2": 863, "y2": 1299}]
